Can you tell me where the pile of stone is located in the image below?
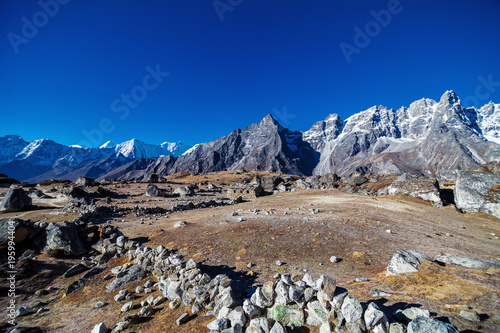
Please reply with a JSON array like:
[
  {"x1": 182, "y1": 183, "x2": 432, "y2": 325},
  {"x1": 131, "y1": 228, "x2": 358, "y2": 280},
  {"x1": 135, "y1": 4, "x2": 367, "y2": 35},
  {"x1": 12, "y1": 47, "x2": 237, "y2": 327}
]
[
  {"x1": 92, "y1": 244, "x2": 460, "y2": 333},
  {"x1": 227, "y1": 184, "x2": 265, "y2": 199}
]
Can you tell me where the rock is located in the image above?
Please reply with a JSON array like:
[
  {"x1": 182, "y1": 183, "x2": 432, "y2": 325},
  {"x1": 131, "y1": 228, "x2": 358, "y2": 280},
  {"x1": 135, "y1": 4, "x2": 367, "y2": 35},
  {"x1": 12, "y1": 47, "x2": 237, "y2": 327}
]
[
  {"x1": 121, "y1": 301, "x2": 133, "y2": 312},
  {"x1": 144, "y1": 184, "x2": 160, "y2": 197},
  {"x1": 406, "y1": 250, "x2": 431, "y2": 261},
  {"x1": 269, "y1": 321, "x2": 287, "y2": 333},
  {"x1": 91, "y1": 322, "x2": 107, "y2": 333},
  {"x1": 147, "y1": 173, "x2": 159, "y2": 183},
  {"x1": 341, "y1": 296, "x2": 363, "y2": 323},
  {"x1": 275, "y1": 260, "x2": 284, "y2": 266},
  {"x1": 111, "y1": 322, "x2": 126, "y2": 333},
  {"x1": 0, "y1": 188, "x2": 32, "y2": 212},
  {"x1": 65, "y1": 267, "x2": 104, "y2": 295},
  {"x1": 95, "y1": 301, "x2": 106, "y2": 308},
  {"x1": 243, "y1": 304, "x2": 262, "y2": 319},
  {"x1": 364, "y1": 302, "x2": 389, "y2": 333},
  {"x1": 396, "y1": 173, "x2": 416, "y2": 182},
  {"x1": 138, "y1": 304, "x2": 154, "y2": 317},
  {"x1": 370, "y1": 289, "x2": 393, "y2": 297},
  {"x1": 305, "y1": 301, "x2": 330, "y2": 326},
  {"x1": 176, "y1": 313, "x2": 190, "y2": 325},
  {"x1": 386, "y1": 250, "x2": 421, "y2": 276},
  {"x1": 407, "y1": 316, "x2": 459, "y2": 333},
  {"x1": 174, "y1": 221, "x2": 187, "y2": 228},
  {"x1": 351, "y1": 174, "x2": 369, "y2": 186},
  {"x1": 0, "y1": 218, "x2": 32, "y2": 246},
  {"x1": 395, "y1": 307, "x2": 430, "y2": 322},
  {"x1": 389, "y1": 322, "x2": 406, "y2": 333},
  {"x1": 247, "y1": 317, "x2": 270, "y2": 333},
  {"x1": 268, "y1": 304, "x2": 304, "y2": 328},
  {"x1": 455, "y1": 161, "x2": 500, "y2": 218},
  {"x1": 434, "y1": 254, "x2": 500, "y2": 269},
  {"x1": 173, "y1": 185, "x2": 195, "y2": 197},
  {"x1": 75, "y1": 176, "x2": 95, "y2": 187},
  {"x1": 319, "y1": 322, "x2": 333, "y2": 333},
  {"x1": 106, "y1": 265, "x2": 146, "y2": 292},
  {"x1": 330, "y1": 256, "x2": 339, "y2": 263},
  {"x1": 44, "y1": 221, "x2": 86, "y2": 256},
  {"x1": 207, "y1": 318, "x2": 229, "y2": 331},
  {"x1": 15, "y1": 306, "x2": 30, "y2": 317},
  {"x1": 135, "y1": 286, "x2": 144, "y2": 293},
  {"x1": 317, "y1": 275, "x2": 336, "y2": 304},
  {"x1": 63, "y1": 263, "x2": 89, "y2": 278},
  {"x1": 228, "y1": 308, "x2": 247, "y2": 327},
  {"x1": 386, "y1": 178, "x2": 443, "y2": 207},
  {"x1": 459, "y1": 309, "x2": 481, "y2": 322}
]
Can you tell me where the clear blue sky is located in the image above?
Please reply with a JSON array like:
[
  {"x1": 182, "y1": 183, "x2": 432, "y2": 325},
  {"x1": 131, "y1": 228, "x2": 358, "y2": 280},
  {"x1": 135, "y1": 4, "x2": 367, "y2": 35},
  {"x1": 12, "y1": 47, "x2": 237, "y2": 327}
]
[{"x1": 1, "y1": 0, "x2": 499, "y2": 147}]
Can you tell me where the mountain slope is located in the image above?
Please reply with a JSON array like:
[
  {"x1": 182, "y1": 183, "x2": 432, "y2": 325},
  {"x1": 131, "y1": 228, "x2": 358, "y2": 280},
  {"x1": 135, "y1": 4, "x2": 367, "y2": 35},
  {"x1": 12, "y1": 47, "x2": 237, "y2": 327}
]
[
  {"x1": 312, "y1": 91, "x2": 500, "y2": 178},
  {"x1": 169, "y1": 114, "x2": 318, "y2": 176}
]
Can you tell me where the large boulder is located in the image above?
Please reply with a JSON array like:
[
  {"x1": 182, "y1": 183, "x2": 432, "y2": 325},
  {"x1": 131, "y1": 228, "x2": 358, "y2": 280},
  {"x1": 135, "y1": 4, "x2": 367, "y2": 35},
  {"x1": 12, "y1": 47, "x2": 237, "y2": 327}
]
[
  {"x1": 144, "y1": 184, "x2": 160, "y2": 197},
  {"x1": 43, "y1": 221, "x2": 86, "y2": 256},
  {"x1": 173, "y1": 185, "x2": 195, "y2": 197},
  {"x1": 0, "y1": 188, "x2": 32, "y2": 213},
  {"x1": 0, "y1": 218, "x2": 32, "y2": 246},
  {"x1": 384, "y1": 178, "x2": 443, "y2": 207},
  {"x1": 386, "y1": 250, "x2": 421, "y2": 276},
  {"x1": 407, "y1": 316, "x2": 459, "y2": 333},
  {"x1": 434, "y1": 254, "x2": 500, "y2": 269},
  {"x1": 455, "y1": 161, "x2": 500, "y2": 218},
  {"x1": 75, "y1": 176, "x2": 95, "y2": 187},
  {"x1": 106, "y1": 265, "x2": 146, "y2": 292}
]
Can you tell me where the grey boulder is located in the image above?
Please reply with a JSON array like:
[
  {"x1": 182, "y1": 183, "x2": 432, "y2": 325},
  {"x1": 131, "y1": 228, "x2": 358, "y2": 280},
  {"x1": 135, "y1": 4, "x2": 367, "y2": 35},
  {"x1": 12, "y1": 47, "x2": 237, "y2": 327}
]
[{"x1": 0, "y1": 188, "x2": 32, "y2": 213}]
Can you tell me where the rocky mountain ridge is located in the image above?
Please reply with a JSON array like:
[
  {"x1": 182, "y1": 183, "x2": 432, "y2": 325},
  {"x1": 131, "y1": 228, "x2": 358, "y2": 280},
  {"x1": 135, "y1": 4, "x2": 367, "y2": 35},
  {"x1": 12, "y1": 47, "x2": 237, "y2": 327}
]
[{"x1": 1, "y1": 91, "x2": 499, "y2": 182}]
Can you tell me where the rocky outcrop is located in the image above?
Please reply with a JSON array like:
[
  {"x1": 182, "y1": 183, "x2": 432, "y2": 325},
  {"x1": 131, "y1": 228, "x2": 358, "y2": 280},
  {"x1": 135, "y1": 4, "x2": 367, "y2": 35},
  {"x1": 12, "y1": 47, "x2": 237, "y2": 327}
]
[
  {"x1": 0, "y1": 188, "x2": 32, "y2": 213},
  {"x1": 313, "y1": 91, "x2": 500, "y2": 178},
  {"x1": 43, "y1": 221, "x2": 86, "y2": 257},
  {"x1": 434, "y1": 254, "x2": 500, "y2": 269},
  {"x1": 170, "y1": 114, "x2": 319, "y2": 176},
  {"x1": 380, "y1": 178, "x2": 444, "y2": 207},
  {"x1": 0, "y1": 218, "x2": 32, "y2": 246},
  {"x1": 75, "y1": 176, "x2": 95, "y2": 187},
  {"x1": 386, "y1": 250, "x2": 421, "y2": 276},
  {"x1": 455, "y1": 161, "x2": 500, "y2": 218}
]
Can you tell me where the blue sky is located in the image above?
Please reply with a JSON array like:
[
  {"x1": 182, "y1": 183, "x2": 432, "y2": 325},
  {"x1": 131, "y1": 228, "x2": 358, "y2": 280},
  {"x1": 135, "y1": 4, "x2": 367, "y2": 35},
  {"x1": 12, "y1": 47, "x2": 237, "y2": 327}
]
[{"x1": 1, "y1": 0, "x2": 499, "y2": 147}]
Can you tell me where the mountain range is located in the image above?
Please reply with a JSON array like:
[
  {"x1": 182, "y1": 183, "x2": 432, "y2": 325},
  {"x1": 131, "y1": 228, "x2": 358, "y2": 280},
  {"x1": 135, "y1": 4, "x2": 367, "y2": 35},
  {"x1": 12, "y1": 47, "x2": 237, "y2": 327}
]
[{"x1": 1, "y1": 91, "x2": 499, "y2": 182}]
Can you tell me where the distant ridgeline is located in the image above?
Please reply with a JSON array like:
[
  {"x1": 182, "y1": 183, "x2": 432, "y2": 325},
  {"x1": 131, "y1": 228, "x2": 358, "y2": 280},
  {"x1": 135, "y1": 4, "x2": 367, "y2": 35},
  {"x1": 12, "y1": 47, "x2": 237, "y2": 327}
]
[{"x1": 1, "y1": 91, "x2": 499, "y2": 182}]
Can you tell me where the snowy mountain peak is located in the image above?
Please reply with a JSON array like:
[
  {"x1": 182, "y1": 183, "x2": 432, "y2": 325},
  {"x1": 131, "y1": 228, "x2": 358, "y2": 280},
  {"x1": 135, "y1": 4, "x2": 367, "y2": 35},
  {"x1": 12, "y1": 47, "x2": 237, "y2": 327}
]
[
  {"x1": 100, "y1": 141, "x2": 117, "y2": 149},
  {"x1": 439, "y1": 90, "x2": 460, "y2": 106},
  {"x1": 260, "y1": 113, "x2": 280, "y2": 126}
]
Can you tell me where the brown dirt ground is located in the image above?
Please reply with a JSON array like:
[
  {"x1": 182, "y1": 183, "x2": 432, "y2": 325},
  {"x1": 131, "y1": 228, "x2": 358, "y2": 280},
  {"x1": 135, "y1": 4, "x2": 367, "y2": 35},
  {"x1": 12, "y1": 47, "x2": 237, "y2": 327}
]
[{"x1": 0, "y1": 171, "x2": 499, "y2": 332}]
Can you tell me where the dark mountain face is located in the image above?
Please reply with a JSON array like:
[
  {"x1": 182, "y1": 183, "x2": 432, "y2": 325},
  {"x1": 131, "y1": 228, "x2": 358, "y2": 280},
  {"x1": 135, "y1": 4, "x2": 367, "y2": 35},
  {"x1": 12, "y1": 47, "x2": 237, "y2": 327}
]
[
  {"x1": 98, "y1": 155, "x2": 177, "y2": 181},
  {"x1": 170, "y1": 114, "x2": 319, "y2": 176}
]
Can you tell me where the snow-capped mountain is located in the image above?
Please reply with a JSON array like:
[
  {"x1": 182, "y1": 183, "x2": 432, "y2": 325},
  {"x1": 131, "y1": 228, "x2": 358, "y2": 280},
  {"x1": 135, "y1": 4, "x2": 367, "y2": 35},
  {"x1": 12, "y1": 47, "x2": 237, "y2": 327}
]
[
  {"x1": 0, "y1": 137, "x2": 191, "y2": 182},
  {"x1": 0, "y1": 135, "x2": 28, "y2": 165},
  {"x1": 310, "y1": 91, "x2": 500, "y2": 178},
  {"x1": 1, "y1": 90, "x2": 498, "y2": 182}
]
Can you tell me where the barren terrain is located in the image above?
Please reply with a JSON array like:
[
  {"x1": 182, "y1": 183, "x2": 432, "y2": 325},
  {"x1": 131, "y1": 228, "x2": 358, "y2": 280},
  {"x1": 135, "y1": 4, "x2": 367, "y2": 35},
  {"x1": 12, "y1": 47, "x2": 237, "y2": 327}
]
[{"x1": 1, "y1": 171, "x2": 499, "y2": 332}]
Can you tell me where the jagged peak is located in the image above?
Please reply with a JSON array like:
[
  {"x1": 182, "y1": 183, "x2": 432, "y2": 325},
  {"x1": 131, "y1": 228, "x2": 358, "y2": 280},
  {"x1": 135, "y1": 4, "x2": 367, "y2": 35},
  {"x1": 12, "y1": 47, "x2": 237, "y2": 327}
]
[
  {"x1": 439, "y1": 90, "x2": 460, "y2": 105},
  {"x1": 260, "y1": 113, "x2": 280, "y2": 126}
]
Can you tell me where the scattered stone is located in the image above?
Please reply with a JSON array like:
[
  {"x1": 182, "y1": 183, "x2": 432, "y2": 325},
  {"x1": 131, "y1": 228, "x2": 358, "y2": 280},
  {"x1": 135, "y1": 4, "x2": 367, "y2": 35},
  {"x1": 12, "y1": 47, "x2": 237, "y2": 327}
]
[
  {"x1": 370, "y1": 289, "x2": 393, "y2": 297},
  {"x1": 407, "y1": 316, "x2": 459, "y2": 333},
  {"x1": 95, "y1": 301, "x2": 106, "y2": 308},
  {"x1": 176, "y1": 313, "x2": 190, "y2": 325},
  {"x1": 75, "y1": 176, "x2": 95, "y2": 187},
  {"x1": 395, "y1": 307, "x2": 430, "y2": 322},
  {"x1": 330, "y1": 256, "x2": 339, "y2": 263},
  {"x1": 459, "y1": 309, "x2": 481, "y2": 322},
  {"x1": 207, "y1": 318, "x2": 229, "y2": 331},
  {"x1": 386, "y1": 250, "x2": 421, "y2": 276},
  {"x1": 91, "y1": 322, "x2": 108, "y2": 333},
  {"x1": 341, "y1": 296, "x2": 363, "y2": 323},
  {"x1": 15, "y1": 306, "x2": 30, "y2": 317},
  {"x1": 106, "y1": 265, "x2": 146, "y2": 292},
  {"x1": 121, "y1": 301, "x2": 133, "y2": 312},
  {"x1": 0, "y1": 188, "x2": 32, "y2": 213},
  {"x1": 434, "y1": 254, "x2": 500, "y2": 269},
  {"x1": 276, "y1": 260, "x2": 284, "y2": 266},
  {"x1": 44, "y1": 221, "x2": 86, "y2": 256},
  {"x1": 174, "y1": 221, "x2": 187, "y2": 228},
  {"x1": 138, "y1": 304, "x2": 154, "y2": 317}
]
